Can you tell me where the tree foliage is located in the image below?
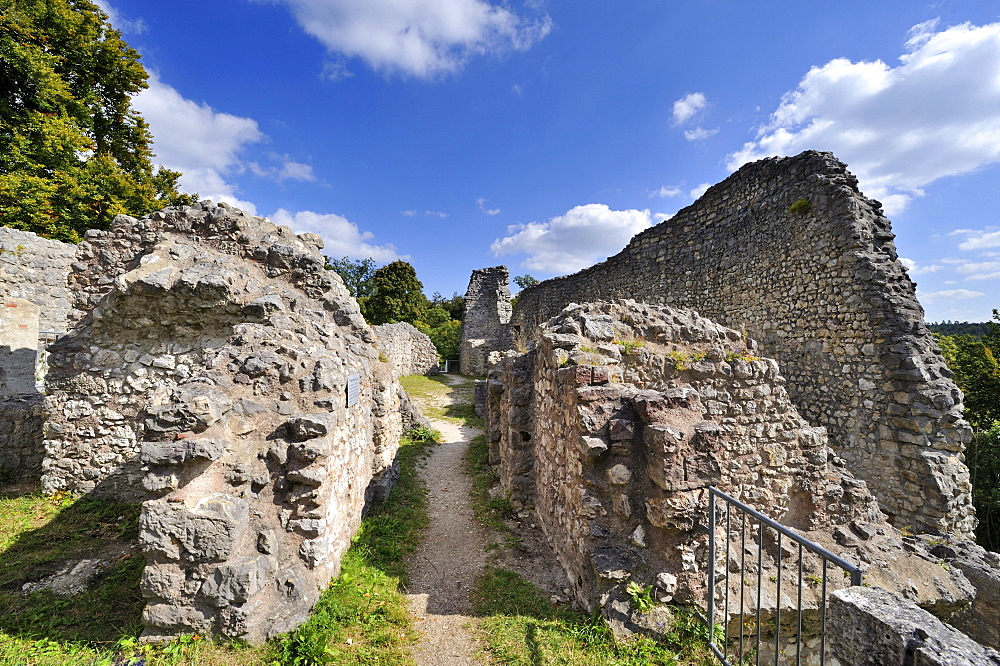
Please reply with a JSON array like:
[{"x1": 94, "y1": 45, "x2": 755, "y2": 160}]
[
  {"x1": 415, "y1": 319, "x2": 461, "y2": 361},
  {"x1": 935, "y1": 308, "x2": 1000, "y2": 548},
  {"x1": 326, "y1": 256, "x2": 379, "y2": 299},
  {"x1": 936, "y1": 311, "x2": 1000, "y2": 430},
  {"x1": 0, "y1": 0, "x2": 194, "y2": 242},
  {"x1": 363, "y1": 260, "x2": 427, "y2": 325},
  {"x1": 513, "y1": 274, "x2": 539, "y2": 290},
  {"x1": 430, "y1": 290, "x2": 465, "y2": 321}
]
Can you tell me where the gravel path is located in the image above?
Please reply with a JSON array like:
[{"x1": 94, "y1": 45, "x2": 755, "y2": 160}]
[{"x1": 405, "y1": 377, "x2": 489, "y2": 665}]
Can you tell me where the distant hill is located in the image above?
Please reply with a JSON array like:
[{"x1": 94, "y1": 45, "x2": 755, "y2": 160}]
[{"x1": 927, "y1": 321, "x2": 992, "y2": 337}]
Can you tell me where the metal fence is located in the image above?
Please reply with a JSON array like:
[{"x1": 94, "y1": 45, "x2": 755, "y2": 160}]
[{"x1": 705, "y1": 486, "x2": 863, "y2": 666}]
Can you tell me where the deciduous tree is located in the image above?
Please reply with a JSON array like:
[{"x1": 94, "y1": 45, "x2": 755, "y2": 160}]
[
  {"x1": 362, "y1": 260, "x2": 427, "y2": 325},
  {"x1": 0, "y1": 0, "x2": 193, "y2": 241}
]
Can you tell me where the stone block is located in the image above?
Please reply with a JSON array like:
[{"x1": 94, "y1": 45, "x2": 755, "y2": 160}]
[
  {"x1": 829, "y1": 586, "x2": 1000, "y2": 666},
  {"x1": 140, "y1": 494, "x2": 249, "y2": 563}
]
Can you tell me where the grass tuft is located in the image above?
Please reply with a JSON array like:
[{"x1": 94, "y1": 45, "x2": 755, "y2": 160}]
[{"x1": 471, "y1": 568, "x2": 716, "y2": 665}]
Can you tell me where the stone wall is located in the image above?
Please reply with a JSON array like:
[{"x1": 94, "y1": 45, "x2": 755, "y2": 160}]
[
  {"x1": 373, "y1": 322, "x2": 439, "y2": 377},
  {"x1": 0, "y1": 395, "x2": 45, "y2": 481},
  {"x1": 0, "y1": 298, "x2": 40, "y2": 397},
  {"x1": 459, "y1": 266, "x2": 513, "y2": 376},
  {"x1": 0, "y1": 226, "x2": 75, "y2": 334},
  {"x1": 510, "y1": 151, "x2": 974, "y2": 539},
  {"x1": 486, "y1": 301, "x2": 974, "y2": 631},
  {"x1": 38, "y1": 204, "x2": 404, "y2": 643}
]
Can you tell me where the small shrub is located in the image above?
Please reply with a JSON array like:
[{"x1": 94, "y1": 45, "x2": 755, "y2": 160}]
[
  {"x1": 613, "y1": 339, "x2": 646, "y2": 355},
  {"x1": 404, "y1": 425, "x2": 440, "y2": 443},
  {"x1": 788, "y1": 198, "x2": 812, "y2": 216},
  {"x1": 667, "y1": 351, "x2": 688, "y2": 371}
]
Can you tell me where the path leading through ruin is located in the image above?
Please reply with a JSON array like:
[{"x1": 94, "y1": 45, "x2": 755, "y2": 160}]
[{"x1": 405, "y1": 375, "x2": 488, "y2": 665}]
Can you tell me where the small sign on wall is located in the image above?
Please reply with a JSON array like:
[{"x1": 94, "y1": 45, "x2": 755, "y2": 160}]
[{"x1": 346, "y1": 373, "x2": 360, "y2": 407}]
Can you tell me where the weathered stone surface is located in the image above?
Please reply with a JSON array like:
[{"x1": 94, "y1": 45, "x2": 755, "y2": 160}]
[
  {"x1": 26, "y1": 202, "x2": 405, "y2": 644},
  {"x1": 486, "y1": 300, "x2": 976, "y2": 636},
  {"x1": 829, "y1": 586, "x2": 1000, "y2": 665},
  {"x1": 0, "y1": 298, "x2": 40, "y2": 397},
  {"x1": 508, "y1": 151, "x2": 976, "y2": 538},
  {"x1": 140, "y1": 494, "x2": 249, "y2": 562},
  {"x1": 372, "y1": 322, "x2": 439, "y2": 377},
  {"x1": 0, "y1": 227, "x2": 75, "y2": 335},
  {"x1": 459, "y1": 266, "x2": 513, "y2": 376},
  {"x1": 919, "y1": 536, "x2": 1000, "y2": 649}
]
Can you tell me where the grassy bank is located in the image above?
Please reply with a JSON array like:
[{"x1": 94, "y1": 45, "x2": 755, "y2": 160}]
[{"x1": 0, "y1": 425, "x2": 438, "y2": 666}]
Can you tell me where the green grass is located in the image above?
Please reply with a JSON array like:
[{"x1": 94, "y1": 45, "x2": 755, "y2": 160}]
[
  {"x1": 0, "y1": 427, "x2": 439, "y2": 666},
  {"x1": 398, "y1": 374, "x2": 482, "y2": 427},
  {"x1": 465, "y1": 434, "x2": 516, "y2": 532},
  {"x1": 472, "y1": 568, "x2": 715, "y2": 666}
]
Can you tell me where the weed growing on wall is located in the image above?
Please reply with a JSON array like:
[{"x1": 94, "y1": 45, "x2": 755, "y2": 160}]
[{"x1": 787, "y1": 198, "x2": 812, "y2": 216}]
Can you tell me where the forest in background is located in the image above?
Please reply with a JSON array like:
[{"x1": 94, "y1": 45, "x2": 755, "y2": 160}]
[{"x1": 933, "y1": 311, "x2": 1000, "y2": 550}]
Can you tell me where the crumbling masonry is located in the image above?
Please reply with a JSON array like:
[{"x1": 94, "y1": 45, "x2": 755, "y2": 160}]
[
  {"x1": 0, "y1": 204, "x2": 429, "y2": 643},
  {"x1": 484, "y1": 301, "x2": 994, "y2": 657},
  {"x1": 459, "y1": 265, "x2": 513, "y2": 375},
  {"x1": 505, "y1": 151, "x2": 975, "y2": 539}
]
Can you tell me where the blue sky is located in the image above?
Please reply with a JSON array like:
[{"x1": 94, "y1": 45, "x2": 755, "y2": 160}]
[{"x1": 97, "y1": 0, "x2": 1000, "y2": 322}]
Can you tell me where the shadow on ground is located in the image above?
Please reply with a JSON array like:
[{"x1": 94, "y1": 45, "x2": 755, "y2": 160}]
[{"x1": 0, "y1": 487, "x2": 144, "y2": 644}]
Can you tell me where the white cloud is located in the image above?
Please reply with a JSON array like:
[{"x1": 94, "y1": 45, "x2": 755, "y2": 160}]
[
  {"x1": 491, "y1": 204, "x2": 653, "y2": 273},
  {"x1": 401, "y1": 210, "x2": 417, "y2": 217},
  {"x1": 683, "y1": 127, "x2": 719, "y2": 141},
  {"x1": 957, "y1": 260, "x2": 1000, "y2": 281},
  {"x1": 648, "y1": 186, "x2": 682, "y2": 198},
  {"x1": 266, "y1": 0, "x2": 552, "y2": 78},
  {"x1": 672, "y1": 92, "x2": 707, "y2": 125},
  {"x1": 512, "y1": 84, "x2": 524, "y2": 96},
  {"x1": 134, "y1": 73, "x2": 264, "y2": 210},
  {"x1": 476, "y1": 197, "x2": 501, "y2": 215},
  {"x1": 900, "y1": 257, "x2": 942, "y2": 275},
  {"x1": 727, "y1": 21, "x2": 1000, "y2": 215},
  {"x1": 93, "y1": 0, "x2": 147, "y2": 33},
  {"x1": 425, "y1": 210, "x2": 449, "y2": 219},
  {"x1": 952, "y1": 228, "x2": 1000, "y2": 250},
  {"x1": 918, "y1": 288, "x2": 986, "y2": 303},
  {"x1": 321, "y1": 58, "x2": 354, "y2": 81},
  {"x1": 270, "y1": 209, "x2": 405, "y2": 262},
  {"x1": 690, "y1": 183, "x2": 711, "y2": 199},
  {"x1": 250, "y1": 160, "x2": 317, "y2": 182}
]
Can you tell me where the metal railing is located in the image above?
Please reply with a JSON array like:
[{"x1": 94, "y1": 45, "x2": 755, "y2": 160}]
[{"x1": 706, "y1": 487, "x2": 863, "y2": 666}]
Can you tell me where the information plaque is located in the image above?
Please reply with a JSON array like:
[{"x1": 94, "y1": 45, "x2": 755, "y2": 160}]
[{"x1": 346, "y1": 373, "x2": 360, "y2": 407}]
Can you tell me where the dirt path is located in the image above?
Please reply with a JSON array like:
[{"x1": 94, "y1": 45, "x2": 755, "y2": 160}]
[{"x1": 405, "y1": 376, "x2": 489, "y2": 665}]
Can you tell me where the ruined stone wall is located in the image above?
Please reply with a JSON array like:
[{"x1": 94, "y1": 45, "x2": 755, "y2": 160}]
[
  {"x1": 373, "y1": 322, "x2": 439, "y2": 377},
  {"x1": 0, "y1": 227, "x2": 75, "y2": 334},
  {"x1": 487, "y1": 302, "x2": 975, "y2": 633},
  {"x1": 510, "y1": 151, "x2": 974, "y2": 538},
  {"x1": 0, "y1": 395, "x2": 44, "y2": 481},
  {"x1": 40, "y1": 203, "x2": 404, "y2": 643},
  {"x1": 0, "y1": 229, "x2": 76, "y2": 480},
  {"x1": 459, "y1": 266, "x2": 513, "y2": 375}
]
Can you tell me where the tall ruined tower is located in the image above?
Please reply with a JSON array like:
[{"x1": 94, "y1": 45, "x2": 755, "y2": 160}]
[{"x1": 459, "y1": 266, "x2": 513, "y2": 376}]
